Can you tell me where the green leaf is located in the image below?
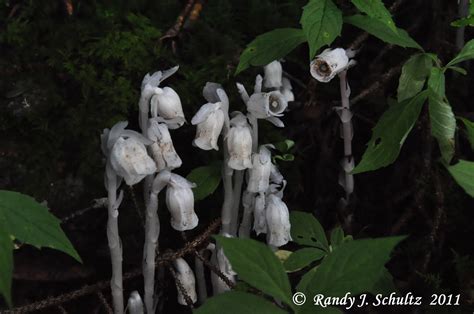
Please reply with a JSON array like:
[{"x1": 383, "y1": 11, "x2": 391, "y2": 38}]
[
  {"x1": 214, "y1": 236, "x2": 292, "y2": 307},
  {"x1": 447, "y1": 66, "x2": 467, "y2": 75},
  {"x1": 187, "y1": 162, "x2": 222, "y2": 201},
  {"x1": 274, "y1": 139, "x2": 295, "y2": 152},
  {"x1": 273, "y1": 154, "x2": 295, "y2": 162},
  {"x1": 397, "y1": 53, "x2": 433, "y2": 102},
  {"x1": 353, "y1": 91, "x2": 428, "y2": 174},
  {"x1": 0, "y1": 230, "x2": 13, "y2": 307},
  {"x1": 194, "y1": 291, "x2": 287, "y2": 314},
  {"x1": 284, "y1": 248, "x2": 326, "y2": 272},
  {"x1": 427, "y1": 67, "x2": 446, "y2": 97},
  {"x1": 344, "y1": 15, "x2": 422, "y2": 50},
  {"x1": 451, "y1": 16, "x2": 474, "y2": 27},
  {"x1": 330, "y1": 227, "x2": 344, "y2": 248},
  {"x1": 446, "y1": 160, "x2": 474, "y2": 197},
  {"x1": 0, "y1": 191, "x2": 81, "y2": 262},
  {"x1": 458, "y1": 117, "x2": 474, "y2": 150},
  {"x1": 300, "y1": 0, "x2": 343, "y2": 58},
  {"x1": 447, "y1": 39, "x2": 474, "y2": 66},
  {"x1": 296, "y1": 237, "x2": 404, "y2": 313},
  {"x1": 350, "y1": 0, "x2": 397, "y2": 33},
  {"x1": 290, "y1": 211, "x2": 329, "y2": 251},
  {"x1": 236, "y1": 28, "x2": 306, "y2": 75}
]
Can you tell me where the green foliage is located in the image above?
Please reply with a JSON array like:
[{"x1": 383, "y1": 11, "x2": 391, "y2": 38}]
[
  {"x1": 451, "y1": 1, "x2": 474, "y2": 27},
  {"x1": 214, "y1": 236, "x2": 293, "y2": 307},
  {"x1": 284, "y1": 247, "x2": 326, "y2": 272},
  {"x1": 397, "y1": 53, "x2": 434, "y2": 102},
  {"x1": 350, "y1": 0, "x2": 396, "y2": 33},
  {"x1": 344, "y1": 15, "x2": 422, "y2": 50},
  {"x1": 187, "y1": 162, "x2": 222, "y2": 201},
  {"x1": 194, "y1": 291, "x2": 287, "y2": 314},
  {"x1": 235, "y1": 28, "x2": 306, "y2": 75},
  {"x1": 290, "y1": 211, "x2": 329, "y2": 251},
  {"x1": 353, "y1": 92, "x2": 428, "y2": 174},
  {"x1": 446, "y1": 39, "x2": 474, "y2": 66},
  {"x1": 446, "y1": 160, "x2": 474, "y2": 197},
  {"x1": 458, "y1": 117, "x2": 474, "y2": 150},
  {"x1": 0, "y1": 190, "x2": 81, "y2": 306},
  {"x1": 329, "y1": 227, "x2": 344, "y2": 248},
  {"x1": 300, "y1": 0, "x2": 342, "y2": 58}
]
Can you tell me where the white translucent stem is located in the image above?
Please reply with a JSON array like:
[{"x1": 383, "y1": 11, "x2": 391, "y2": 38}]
[
  {"x1": 220, "y1": 91, "x2": 234, "y2": 235},
  {"x1": 195, "y1": 252, "x2": 207, "y2": 304},
  {"x1": 238, "y1": 202, "x2": 253, "y2": 238},
  {"x1": 230, "y1": 170, "x2": 244, "y2": 236},
  {"x1": 143, "y1": 192, "x2": 159, "y2": 314}
]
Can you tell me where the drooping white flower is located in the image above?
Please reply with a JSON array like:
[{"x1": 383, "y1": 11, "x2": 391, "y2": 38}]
[
  {"x1": 191, "y1": 102, "x2": 225, "y2": 151},
  {"x1": 253, "y1": 192, "x2": 267, "y2": 235},
  {"x1": 150, "y1": 87, "x2": 185, "y2": 127},
  {"x1": 210, "y1": 235, "x2": 236, "y2": 295},
  {"x1": 263, "y1": 60, "x2": 283, "y2": 89},
  {"x1": 173, "y1": 258, "x2": 197, "y2": 305},
  {"x1": 281, "y1": 77, "x2": 294, "y2": 102},
  {"x1": 127, "y1": 291, "x2": 144, "y2": 314},
  {"x1": 147, "y1": 119, "x2": 182, "y2": 171},
  {"x1": 247, "y1": 91, "x2": 288, "y2": 119},
  {"x1": 265, "y1": 194, "x2": 291, "y2": 247},
  {"x1": 310, "y1": 48, "x2": 355, "y2": 83},
  {"x1": 247, "y1": 145, "x2": 272, "y2": 193},
  {"x1": 227, "y1": 113, "x2": 252, "y2": 170},
  {"x1": 166, "y1": 173, "x2": 198, "y2": 231}
]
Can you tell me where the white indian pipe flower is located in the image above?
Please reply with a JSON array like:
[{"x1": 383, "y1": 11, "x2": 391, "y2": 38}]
[
  {"x1": 191, "y1": 102, "x2": 225, "y2": 151},
  {"x1": 147, "y1": 119, "x2": 182, "y2": 171},
  {"x1": 210, "y1": 235, "x2": 236, "y2": 294},
  {"x1": 281, "y1": 77, "x2": 294, "y2": 102},
  {"x1": 270, "y1": 163, "x2": 284, "y2": 185},
  {"x1": 265, "y1": 194, "x2": 291, "y2": 247},
  {"x1": 150, "y1": 87, "x2": 186, "y2": 127},
  {"x1": 227, "y1": 113, "x2": 253, "y2": 170},
  {"x1": 263, "y1": 60, "x2": 283, "y2": 89},
  {"x1": 166, "y1": 173, "x2": 198, "y2": 231},
  {"x1": 247, "y1": 91, "x2": 288, "y2": 119},
  {"x1": 310, "y1": 48, "x2": 356, "y2": 83},
  {"x1": 253, "y1": 192, "x2": 267, "y2": 235},
  {"x1": 247, "y1": 145, "x2": 272, "y2": 193},
  {"x1": 127, "y1": 291, "x2": 144, "y2": 314},
  {"x1": 173, "y1": 258, "x2": 197, "y2": 305}
]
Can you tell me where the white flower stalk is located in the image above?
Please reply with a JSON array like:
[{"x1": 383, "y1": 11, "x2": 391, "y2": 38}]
[
  {"x1": 263, "y1": 60, "x2": 283, "y2": 89},
  {"x1": 173, "y1": 258, "x2": 197, "y2": 305},
  {"x1": 310, "y1": 48, "x2": 355, "y2": 83},
  {"x1": 247, "y1": 145, "x2": 272, "y2": 193},
  {"x1": 127, "y1": 291, "x2": 144, "y2": 314},
  {"x1": 166, "y1": 173, "x2": 199, "y2": 231},
  {"x1": 253, "y1": 192, "x2": 267, "y2": 235},
  {"x1": 150, "y1": 87, "x2": 186, "y2": 127},
  {"x1": 191, "y1": 102, "x2": 225, "y2": 151},
  {"x1": 265, "y1": 194, "x2": 291, "y2": 247},
  {"x1": 227, "y1": 112, "x2": 253, "y2": 170},
  {"x1": 238, "y1": 190, "x2": 255, "y2": 238},
  {"x1": 247, "y1": 91, "x2": 288, "y2": 119},
  {"x1": 147, "y1": 119, "x2": 182, "y2": 171},
  {"x1": 281, "y1": 77, "x2": 295, "y2": 102}
]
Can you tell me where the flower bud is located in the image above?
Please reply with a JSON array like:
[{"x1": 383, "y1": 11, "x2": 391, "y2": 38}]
[
  {"x1": 263, "y1": 60, "x2": 283, "y2": 89},
  {"x1": 227, "y1": 113, "x2": 253, "y2": 170},
  {"x1": 265, "y1": 194, "x2": 291, "y2": 247},
  {"x1": 173, "y1": 258, "x2": 197, "y2": 305},
  {"x1": 128, "y1": 291, "x2": 144, "y2": 314},
  {"x1": 166, "y1": 173, "x2": 198, "y2": 231},
  {"x1": 247, "y1": 145, "x2": 272, "y2": 193},
  {"x1": 147, "y1": 119, "x2": 182, "y2": 171},
  {"x1": 109, "y1": 136, "x2": 157, "y2": 186},
  {"x1": 253, "y1": 192, "x2": 267, "y2": 235},
  {"x1": 310, "y1": 48, "x2": 350, "y2": 83},
  {"x1": 191, "y1": 102, "x2": 225, "y2": 151},
  {"x1": 150, "y1": 87, "x2": 185, "y2": 126},
  {"x1": 247, "y1": 91, "x2": 288, "y2": 119}
]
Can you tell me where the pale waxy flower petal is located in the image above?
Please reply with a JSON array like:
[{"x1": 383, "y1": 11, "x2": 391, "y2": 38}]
[
  {"x1": 281, "y1": 77, "x2": 295, "y2": 102},
  {"x1": 173, "y1": 258, "x2": 197, "y2": 305},
  {"x1": 247, "y1": 91, "x2": 288, "y2": 119},
  {"x1": 263, "y1": 60, "x2": 283, "y2": 89},
  {"x1": 247, "y1": 145, "x2": 272, "y2": 193},
  {"x1": 147, "y1": 120, "x2": 182, "y2": 171},
  {"x1": 150, "y1": 87, "x2": 185, "y2": 127},
  {"x1": 166, "y1": 174, "x2": 198, "y2": 231},
  {"x1": 265, "y1": 194, "x2": 292, "y2": 247},
  {"x1": 253, "y1": 192, "x2": 267, "y2": 235},
  {"x1": 210, "y1": 234, "x2": 236, "y2": 294},
  {"x1": 310, "y1": 48, "x2": 350, "y2": 83},
  {"x1": 227, "y1": 113, "x2": 253, "y2": 170},
  {"x1": 127, "y1": 291, "x2": 144, "y2": 314}
]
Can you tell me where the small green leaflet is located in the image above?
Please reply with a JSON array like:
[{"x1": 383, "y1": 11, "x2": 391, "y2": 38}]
[
  {"x1": 300, "y1": 0, "x2": 343, "y2": 59},
  {"x1": 187, "y1": 162, "x2": 222, "y2": 201},
  {"x1": 353, "y1": 91, "x2": 428, "y2": 174},
  {"x1": 194, "y1": 291, "x2": 287, "y2": 314},
  {"x1": 0, "y1": 229, "x2": 13, "y2": 307},
  {"x1": 446, "y1": 160, "x2": 474, "y2": 197},
  {"x1": 458, "y1": 117, "x2": 474, "y2": 150},
  {"x1": 397, "y1": 53, "x2": 433, "y2": 102},
  {"x1": 446, "y1": 39, "x2": 474, "y2": 67},
  {"x1": 451, "y1": 1, "x2": 474, "y2": 27},
  {"x1": 284, "y1": 248, "x2": 326, "y2": 272},
  {"x1": 290, "y1": 211, "x2": 329, "y2": 251},
  {"x1": 344, "y1": 15, "x2": 422, "y2": 50},
  {"x1": 350, "y1": 0, "x2": 397, "y2": 33},
  {"x1": 235, "y1": 28, "x2": 306, "y2": 75}
]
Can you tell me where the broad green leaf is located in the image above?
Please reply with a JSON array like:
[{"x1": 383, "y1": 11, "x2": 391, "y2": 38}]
[
  {"x1": 350, "y1": 0, "x2": 397, "y2": 33},
  {"x1": 0, "y1": 230, "x2": 12, "y2": 307},
  {"x1": 236, "y1": 28, "x2": 306, "y2": 75},
  {"x1": 187, "y1": 162, "x2": 222, "y2": 201},
  {"x1": 353, "y1": 91, "x2": 428, "y2": 174},
  {"x1": 284, "y1": 248, "x2": 326, "y2": 272},
  {"x1": 427, "y1": 67, "x2": 446, "y2": 97},
  {"x1": 214, "y1": 236, "x2": 292, "y2": 306},
  {"x1": 446, "y1": 160, "x2": 474, "y2": 197},
  {"x1": 397, "y1": 53, "x2": 433, "y2": 102},
  {"x1": 194, "y1": 291, "x2": 287, "y2": 314},
  {"x1": 458, "y1": 117, "x2": 474, "y2": 150},
  {"x1": 290, "y1": 211, "x2": 329, "y2": 251},
  {"x1": 0, "y1": 191, "x2": 81, "y2": 262},
  {"x1": 296, "y1": 237, "x2": 404, "y2": 313},
  {"x1": 330, "y1": 227, "x2": 344, "y2": 248},
  {"x1": 344, "y1": 15, "x2": 422, "y2": 50},
  {"x1": 447, "y1": 39, "x2": 474, "y2": 66},
  {"x1": 300, "y1": 0, "x2": 343, "y2": 58},
  {"x1": 274, "y1": 139, "x2": 295, "y2": 152}
]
